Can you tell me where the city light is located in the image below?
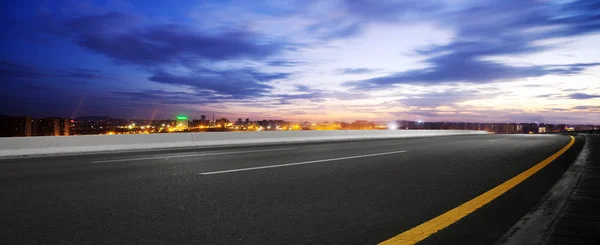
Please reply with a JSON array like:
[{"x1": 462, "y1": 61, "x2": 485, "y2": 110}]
[
  {"x1": 2, "y1": 115, "x2": 595, "y2": 137},
  {"x1": 387, "y1": 122, "x2": 398, "y2": 130}
]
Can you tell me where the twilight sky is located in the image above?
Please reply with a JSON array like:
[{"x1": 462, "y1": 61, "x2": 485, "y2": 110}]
[{"x1": 1, "y1": 0, "x2": 599, "y2": 124}]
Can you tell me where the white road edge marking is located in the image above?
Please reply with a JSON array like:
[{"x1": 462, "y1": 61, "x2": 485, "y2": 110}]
[
  {"x1": 91, "y1": 148, "x2": 297, "y2": 163},
  {"x1": 199, "y1": 150, "x2": 407, "y2": 175},
  {"x1": 489, "y1": 138, "x2": 509, "y2": 142}
]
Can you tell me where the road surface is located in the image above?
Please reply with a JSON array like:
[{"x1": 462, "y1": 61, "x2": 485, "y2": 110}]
[{"x1": 0, "y1": 134, "x2": 584, "y2": 244}]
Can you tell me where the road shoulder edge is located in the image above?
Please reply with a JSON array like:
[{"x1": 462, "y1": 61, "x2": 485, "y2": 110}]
[{"x1": 493, "y1": 134, "x2": 591, "y2": 245}]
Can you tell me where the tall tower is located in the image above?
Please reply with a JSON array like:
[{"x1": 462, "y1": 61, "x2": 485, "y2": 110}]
[{"x1": 63, "y1": 118, "x2": 70, "y2": 136}]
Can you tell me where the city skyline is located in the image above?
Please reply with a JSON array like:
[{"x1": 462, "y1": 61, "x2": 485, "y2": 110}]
[
  {"x1": 3, "y1": 114, "x2": 597, "y2": 138},
  {"x1": 2, "y1": 113, "x2": 600, "y2": 126},
  {"x1": 1, "y1": 0, "x2": 599, "y2": 124}
]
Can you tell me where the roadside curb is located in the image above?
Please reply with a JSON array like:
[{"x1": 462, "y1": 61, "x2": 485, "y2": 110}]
[{"x1": 493, "y1": 134, "x2": 591, "y2": 245}]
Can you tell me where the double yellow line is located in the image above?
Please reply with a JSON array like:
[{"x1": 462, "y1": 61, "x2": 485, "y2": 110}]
[{"x1": 380, "y1": 136, "x2": 576, "y2": 245}]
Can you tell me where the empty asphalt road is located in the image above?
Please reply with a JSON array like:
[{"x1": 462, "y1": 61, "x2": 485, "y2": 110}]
[{"x1": 0, "y1": 134, "x2": 584, "y2": 244}]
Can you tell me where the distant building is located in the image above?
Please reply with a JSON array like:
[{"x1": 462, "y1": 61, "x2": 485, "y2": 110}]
[
  {"x1": 71, "y1": 117, "x2": 119, "y2": 135},
  {"x1": 0, "y1": 116, "x2": 33, "y2": 137},
  {"x1": 397, "y1": 120, "x2": 418, "y2": 129},
  {"x1": 300, "y1": 121, "x2": 312, "y2": 130},
  {"x1": 191, "y1": 115, "x2": 209, "y2": 127},
  {"x1": 38, "y1": 118, "x2": 60, "y2": 136},
  {"x1": 176, "y1": 116, "x2": 189, "y2": 129},
  {"x1": 216, "y1": 118, "x2": 230, "y2": 128},
  {"x1": 256, "y1": 119, "x2": 290, "y2": 130},
  {"x1": 523, "y1": 123, "x2": 538, "y2": 134},
  {"x1": 62, "y1": 118, "x2": 70, "y2": 136}
]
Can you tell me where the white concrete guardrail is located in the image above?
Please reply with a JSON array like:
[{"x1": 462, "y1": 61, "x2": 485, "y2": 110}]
[{"x1": 0, "y1": 130, "x2": 487, "y2": 158}]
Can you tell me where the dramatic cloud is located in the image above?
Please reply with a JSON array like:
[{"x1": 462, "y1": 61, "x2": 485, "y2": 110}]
[
  {"x1": 64, "y1": 12, "x2": 286, "y2": 66},
  {"x1": 347, "y1": 63, "x2": 557, "y2": 88},
  {"x1": 306, "y1": 20, "x2": 364, "y2": 40},
  {"x1": 343, "y1": 0, "x2": 600, "y2": 89},
  {"x1": 342, "y1": 0, "x2": 440, "y2": 22},
  {"x1": 294, "y1": 84, "x2": 312, "y2": 92},
  {"x1": 569, "y1": 93, "x2": 600, "y2": 100},
  {"x1": 0, "y1": 61, "x2": 104, "y2": 80},
  {"x1": 536, "y1": 94, "x2": 557, "y2": 98},
  {"x1": 148, "y1": 68, "x2": 290, "y2": 98},
  {"x1": 572, "y1": 106, "x2": 600, "y2": 110},
  {"x1": 111, "y1": 89, "x2": 218, "y2": 105},
  {"x1": 266, "y1": 60, "x2": 304, "y2": 67},
  {"x1": 336, "y1": 68, "x2": 380, "y2": 74},
  {"x1": 0, "y1": 0, "x2": 598, "y2": 123}
]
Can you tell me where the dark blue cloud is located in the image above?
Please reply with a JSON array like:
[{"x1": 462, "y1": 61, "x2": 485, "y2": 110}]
[
  {"x1": 569, "y1": 93, "x2": 600, "y2": 99},
  {"x1": 546, "y1": 63, "x2": 600, "y2": 74},
  {"x1": 573, "y1": 106, "x2": 600, "y2": 110},
  {"x1": 536, "y1": 94, "x2": 557, "y2": 98},
  {"x1": 278, "y1": 85, "x2": 369, "y2": 104},
  {"x1": 562, "y1": 88, "x2": 588, "y2": 92},
  {"x1": 344, "y1": 60, "x2": 600, "y2": 88},
  {"x1": 266, "y1": 60, "x2": 304, "y2": 67},
  {"x1": 304, "y1": 0, "x2": 439, "y2": 40},
  {"x1": 0, "y1": 60, "x2": 280, "y2": 118},
  {"x1": 148, "y1": 68, "x2": 290, "y2": 98},
  {"x1": 544, "y1": 0, "x2": 600, "y2": 38},
  {"x1": 111, "y1": 89, "x2": 217, "y2": 105},
  {"x1": 343, "y1": 0, "x2": 440, "y2": 22},
  {"x1": 277, "y1": 93, "x2": 326, "y2": 105},
  {"x1": 0, "y1": 61, "x2": 104, "y2": 80},
  {"x1": 307, "y1": 21, "x2": 363, "y2": 40},
  {"x1": 64, "y1": 12, "x2": 286, "y2": 66},
  {"x1": 294, "y1": 84, "x2": 311, "y2": 92},
  {"x1": 341, "y1": 0, "x2": 600, "y2": 89},
  {"x1": 323, "y1": 22, "x2": 363, "y2": 40},
  {"x1": 337, "y1": 68, "x2": 380, "y2": 74}
]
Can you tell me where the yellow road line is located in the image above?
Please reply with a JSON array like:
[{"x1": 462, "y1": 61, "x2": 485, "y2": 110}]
[{"x1": 379, "y1": 136, "x2": 576, "y2": 245}]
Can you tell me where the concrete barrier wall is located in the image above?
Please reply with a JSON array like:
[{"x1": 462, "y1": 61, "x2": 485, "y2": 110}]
[
  {"x1": 0, "y1": 130, "x2": 487, "y2": 158},
  {"x1": 0, "y1": 133, "x2": 195, "y2": 157}
]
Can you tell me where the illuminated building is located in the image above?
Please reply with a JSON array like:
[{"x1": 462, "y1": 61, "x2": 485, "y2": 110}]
[
  {"x1": 176, "y1": 116, "x2": 189, "y2": 129},
  {"x1": 216, "y1": 118, "x2": 230, "y2": 128},
  {"x1": 63, "y1": 119, "x2": 70, "y2": 136}
]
